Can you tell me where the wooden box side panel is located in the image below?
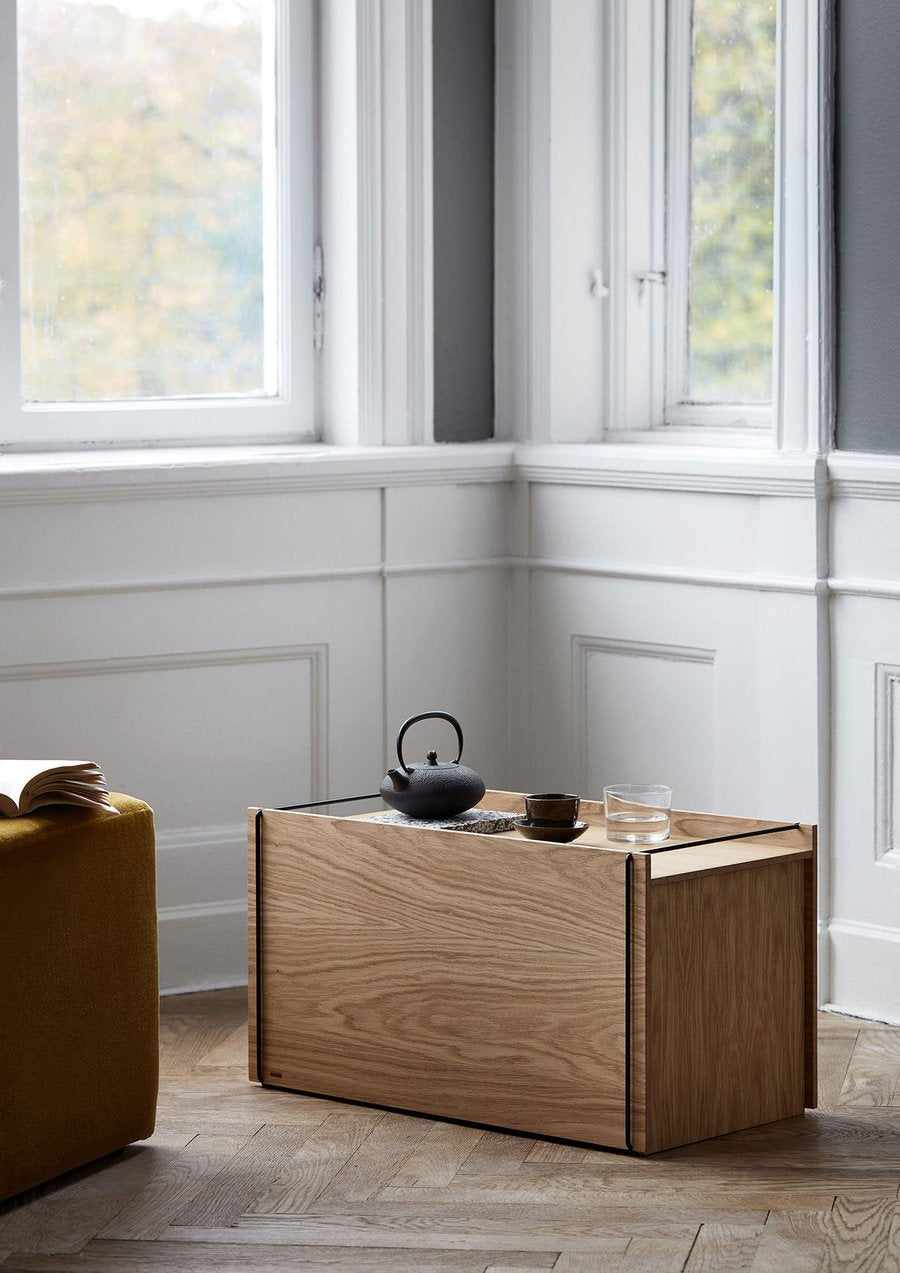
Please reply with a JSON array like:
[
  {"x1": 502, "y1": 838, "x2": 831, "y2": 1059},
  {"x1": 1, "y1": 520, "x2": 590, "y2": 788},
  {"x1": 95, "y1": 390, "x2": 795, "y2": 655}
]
[
  {"x1": 256, "y1": 810, "x2": 632, "y2": 1148},
  {"x1": 646, "y1": 859, "x2": 807, "y2": 1153},
  {"x1": 629, "y1": 852, "x2": 651, "y2": 1154},
  {"x1": 248, "y1": 808, "x2": 259, "y2": 1081}
]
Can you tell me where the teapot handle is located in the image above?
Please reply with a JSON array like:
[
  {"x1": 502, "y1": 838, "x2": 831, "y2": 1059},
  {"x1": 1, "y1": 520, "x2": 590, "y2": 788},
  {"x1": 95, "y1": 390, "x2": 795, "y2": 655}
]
[{"x1": 396, "y1": 711, "x2": 464, "y2": 773}]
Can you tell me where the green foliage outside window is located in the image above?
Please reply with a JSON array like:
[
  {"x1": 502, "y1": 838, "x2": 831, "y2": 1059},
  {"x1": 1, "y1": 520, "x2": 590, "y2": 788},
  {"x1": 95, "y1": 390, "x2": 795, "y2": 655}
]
[
  {"x1": 18, "y1": 0, "x2": 267, "y2": 404},
  {"x1": 689, "y1": 0, "x2": 776, "y2": 404}
]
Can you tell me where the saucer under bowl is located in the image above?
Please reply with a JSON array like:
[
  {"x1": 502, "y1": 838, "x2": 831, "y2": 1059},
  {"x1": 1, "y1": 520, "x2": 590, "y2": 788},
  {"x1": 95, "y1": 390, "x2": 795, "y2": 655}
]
[{"x1": 514, "y1": 820, "x2": 589, "y2": 844}]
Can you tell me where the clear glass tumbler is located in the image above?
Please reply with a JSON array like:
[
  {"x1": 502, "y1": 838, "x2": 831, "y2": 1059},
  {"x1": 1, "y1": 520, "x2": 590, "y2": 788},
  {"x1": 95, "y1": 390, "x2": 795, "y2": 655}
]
[{"x1": 603, "y1": 784, "x2": 673, "y2": 844}]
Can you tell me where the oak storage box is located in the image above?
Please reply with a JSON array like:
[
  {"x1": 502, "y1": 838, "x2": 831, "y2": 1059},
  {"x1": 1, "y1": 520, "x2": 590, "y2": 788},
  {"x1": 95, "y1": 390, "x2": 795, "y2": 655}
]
[{"x1": 248, "y1": 791, "x2": 816, "y2": 1154}]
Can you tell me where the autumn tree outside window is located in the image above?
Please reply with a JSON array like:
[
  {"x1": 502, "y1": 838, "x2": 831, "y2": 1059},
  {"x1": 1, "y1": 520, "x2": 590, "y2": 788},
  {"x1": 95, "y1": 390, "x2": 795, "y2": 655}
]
[{"x1": 1, "y1": 0, "x2": 314, "y2": 449}]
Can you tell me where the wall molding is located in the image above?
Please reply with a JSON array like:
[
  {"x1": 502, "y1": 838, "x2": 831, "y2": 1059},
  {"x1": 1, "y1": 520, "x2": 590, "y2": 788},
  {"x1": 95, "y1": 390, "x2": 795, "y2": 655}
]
[
  {"x1": 0, "y1": 555, "x2": 836, "y2": 603},
  {"x1": 0, "y1": 642, "x2": 330, "y2": 802},
  {"x1": 0, "y1": 558, "x2": 512, "y2": 604},
  {"x1": 158, "y1": 897, "x2": 247, "y2": 924},
  {"x1": 571, "y1": 634, "x2": 716, "y2": 794},
  {"x1": 0, "y1": 441, "x2": 845, "y2": 506},
  {"x1": 829, "y1": 453, "x2": 900, "y2": 501},
  {"x1": 874, "y1": 662, "x2": 900, "y2": 868},
  {"x1": 517, "y1": 445, "x2": 823, "y2": 497},
  {"x1": 155, "y1": 821, "x2": 244, "y2": 856},
  {"x1": 530, "y1": 557, "x2": 820, "y2": 596}
]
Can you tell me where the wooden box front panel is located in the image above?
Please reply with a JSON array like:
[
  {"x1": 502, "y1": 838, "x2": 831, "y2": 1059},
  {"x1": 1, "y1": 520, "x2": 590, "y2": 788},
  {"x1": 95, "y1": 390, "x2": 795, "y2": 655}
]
[
  {"x1": 645, "y1": 858, "x2": 807, "y2": 1153},
  {"x1": 251, "y1": 809, "x2": 636, "y2": 1148}
]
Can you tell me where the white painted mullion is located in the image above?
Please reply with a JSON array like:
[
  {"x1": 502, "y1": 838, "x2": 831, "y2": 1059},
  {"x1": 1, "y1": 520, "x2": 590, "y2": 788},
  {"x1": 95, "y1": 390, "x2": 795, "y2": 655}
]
[
  {"x1": 602, "y1": 0, "x2": 628, "y2": 437},
  {"x1": 664, "y1": 0, "x2": 693, "y2": 420},
  {"x1": 810, "y1": 0, "x2": 837, "y2": 455},
  {"x1": 285, "y1": 0, "x2": 315, "y2": 428},
  {"x1": 355, "y1": 0, "x2": 385, "y2": 445},
  {"x1": 545, "y1": 0, "x2": 603, "y2": 442},
  {"x1": 404, "y1": 0, "x2": 432, "y2": 448},
  {"x1": 493, "y1": 0, "x2": 527, "y2": 440},
  {"x1": 379, "y1": 0, "x2": 410, "y2": 445},
  {"x1": 0, "y1": 1, "x2": 23, "y2": 430},
  {"x1": 648, "y1": 0, "x2": 668, "y2": 430},
  {"x1": 527, "y1": 0, "x2": 552, "y2": 442},
  {"x1": 357, "y1": 0, "x2": 434, "y2": 447},
  {"x1": 405, "y1": 0, "x2": 434, "y2": 445}
]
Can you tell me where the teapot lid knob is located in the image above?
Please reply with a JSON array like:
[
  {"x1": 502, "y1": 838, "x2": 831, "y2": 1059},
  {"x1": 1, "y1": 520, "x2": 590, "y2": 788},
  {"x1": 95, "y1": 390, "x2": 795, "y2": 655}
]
[{"x1": 426, "y1": 750, "x2": 438, "y2": 766}]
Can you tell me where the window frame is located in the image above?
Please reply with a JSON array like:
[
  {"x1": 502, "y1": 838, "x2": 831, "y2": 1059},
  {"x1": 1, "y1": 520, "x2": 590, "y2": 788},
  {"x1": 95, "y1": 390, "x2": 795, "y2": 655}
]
[
  {"x1": 0, "y1": 0, "x2": 316, "y2": 452},
  {"x1": 494, "y1": 0, "x2": 832, "y2": 455}
]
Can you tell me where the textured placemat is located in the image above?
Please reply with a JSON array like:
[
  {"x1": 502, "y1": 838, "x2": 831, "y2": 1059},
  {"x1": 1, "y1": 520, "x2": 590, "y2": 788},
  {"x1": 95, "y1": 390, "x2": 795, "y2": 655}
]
[{"x1": 367, "y1": 809, "x2": 519, "y2": 833}]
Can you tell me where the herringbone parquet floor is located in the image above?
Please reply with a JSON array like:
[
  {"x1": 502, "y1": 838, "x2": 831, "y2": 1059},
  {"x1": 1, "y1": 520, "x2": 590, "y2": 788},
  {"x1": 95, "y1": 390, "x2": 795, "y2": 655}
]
[{"x1": 1, "y1": 988, "x2": 899, "y2": 1272}]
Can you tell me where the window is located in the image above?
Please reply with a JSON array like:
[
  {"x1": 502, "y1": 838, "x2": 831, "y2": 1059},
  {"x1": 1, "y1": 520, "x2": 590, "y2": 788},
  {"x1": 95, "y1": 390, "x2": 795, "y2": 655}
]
[
  {"x1": 496, "y1": 0, "x2": 825, "y2": 451},
  {"x1": 1, "y1": 0, "x2": 314, "y2": 449},
  {"x1": 665, "y1": 0, "x2": 777, "y2": 428}
]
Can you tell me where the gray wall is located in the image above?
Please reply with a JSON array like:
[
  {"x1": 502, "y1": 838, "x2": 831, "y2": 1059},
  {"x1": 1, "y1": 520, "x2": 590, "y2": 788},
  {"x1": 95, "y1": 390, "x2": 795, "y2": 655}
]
[
  {"x1": 432, "y1": 0, "x2": 495, "y2": 442},
  {"x1": 836, "y1": 0, "x2": 900, "y2": 453}
]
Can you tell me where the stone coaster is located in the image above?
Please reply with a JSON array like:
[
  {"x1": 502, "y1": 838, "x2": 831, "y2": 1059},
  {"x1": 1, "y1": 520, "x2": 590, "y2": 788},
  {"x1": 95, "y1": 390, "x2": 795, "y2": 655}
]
[{"x1": 368, "y1": 809, "x2": 519, "y2": 833}]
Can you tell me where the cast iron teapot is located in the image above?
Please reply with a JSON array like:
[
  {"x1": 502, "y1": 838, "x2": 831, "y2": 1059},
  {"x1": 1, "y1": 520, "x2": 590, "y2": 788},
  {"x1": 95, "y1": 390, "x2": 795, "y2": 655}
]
[{"x1": 380, "y1": 711, "x2": 486, "y2": 820}]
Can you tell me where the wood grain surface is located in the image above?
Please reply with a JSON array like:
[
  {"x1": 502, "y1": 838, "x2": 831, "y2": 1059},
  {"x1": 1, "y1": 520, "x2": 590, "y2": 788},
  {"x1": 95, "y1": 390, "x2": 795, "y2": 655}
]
[
  {"x1": 356, "y1": 792, "x2": 816, "y2": 883},
  {"x1": 646, "y1": 859, "x2": 807, "y2": 1152},
  {"x1": 251, "y1": 798, "x2": 815, "y2": 1157},
  {"x1": 251, "y1": 808, "x2": 632, "y2": 1147},
  {"x1": 1, "y1": 992, "x2": 898, "y2": 1271}
]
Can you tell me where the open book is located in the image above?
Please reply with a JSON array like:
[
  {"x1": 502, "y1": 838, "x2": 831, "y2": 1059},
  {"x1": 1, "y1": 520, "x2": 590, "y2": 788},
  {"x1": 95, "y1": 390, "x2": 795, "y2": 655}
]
[{"x1": 0, "y1": 760, "x2": 119, "y2": 818}]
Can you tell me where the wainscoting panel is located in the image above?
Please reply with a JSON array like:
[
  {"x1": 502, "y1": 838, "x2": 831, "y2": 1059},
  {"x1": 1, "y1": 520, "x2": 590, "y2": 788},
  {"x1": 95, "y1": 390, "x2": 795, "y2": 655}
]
[
  {"x1": 385, "y1": 566, "x2": 514, "y2": 793},
  {"x1": 830, "y1": 588, "x2": 900, "y2": 1021},
  {"x1": 1, "y1": 467, "x2": 512, "y2": 991},
  {"x1": 4, "y1": 445, "x2": 899, "y2": 1020},
  {"x1": 573, "y1": 635, "x2": 716, "y2": 810},
  {"x1": 521, "y1": 566, "x2": 817, "y2": 823},
  {"x1": 0, "y1": 486, "x2": 384, "y2": 592},
  {"x1": 0, "y1": 644, "x2": 324, "y2": 828}
]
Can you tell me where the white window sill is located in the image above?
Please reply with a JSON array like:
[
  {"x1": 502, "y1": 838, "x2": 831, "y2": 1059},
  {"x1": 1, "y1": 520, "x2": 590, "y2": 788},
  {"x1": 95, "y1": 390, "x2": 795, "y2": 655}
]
[
  {"x1": 0, "y1": 442, "x2": 518, "y2": 504},
  {"x1": 0, "y1": 439, "x2": 832, "y2": 504},
  {"x1": 516, "y1": 443, "x2": 823, "y2": 497}
]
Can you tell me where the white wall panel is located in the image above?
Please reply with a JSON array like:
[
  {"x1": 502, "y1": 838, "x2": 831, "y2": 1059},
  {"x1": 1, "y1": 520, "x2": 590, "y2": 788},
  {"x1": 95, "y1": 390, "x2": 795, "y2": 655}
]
[
  {"x1": 831, "y1": 495, "x2": 900, "y2": 584},
  {"x1": 830, "y1": 589, "x2": 900, "y2": 1021},
  {"x1": 385, "y1": 567, "x2": 513, "y2": 792},
  {"x1": 521, "y1": 568, "x2": 808, "y2": 819},
  {"x1": 0, "y1": 646, "x2": 320, "y2": 828},
  {"x1": 1, "y1": 472, "x2": 479, "y2": 992},
  {"x1": 385, "y1": 482, "x2": 508, "y2": 564},
  {"x1": 530, "y1": 484, "x2": 762, "y2": 573},
  {"x1": 578, "y1": 636, "x2": 715, "y2": 809},
  {"x1": 3, "y1": 445, "x2": 897, "y2": 1021},
  {"x1": 0, "y1": 488, "x2": 383, "y2": 591}
]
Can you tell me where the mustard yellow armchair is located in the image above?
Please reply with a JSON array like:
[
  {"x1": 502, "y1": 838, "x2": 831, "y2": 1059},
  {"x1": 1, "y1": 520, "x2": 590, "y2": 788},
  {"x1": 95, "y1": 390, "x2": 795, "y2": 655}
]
[{"x1": 0, "y1": 795, "x2": 158, "y2": 1201}]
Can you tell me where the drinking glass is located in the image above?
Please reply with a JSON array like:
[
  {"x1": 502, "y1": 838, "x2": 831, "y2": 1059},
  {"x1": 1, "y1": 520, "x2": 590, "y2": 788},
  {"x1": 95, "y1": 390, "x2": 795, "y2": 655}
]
[{"x1": 603, "y1": 784, "x2": 673, "y2": 843}]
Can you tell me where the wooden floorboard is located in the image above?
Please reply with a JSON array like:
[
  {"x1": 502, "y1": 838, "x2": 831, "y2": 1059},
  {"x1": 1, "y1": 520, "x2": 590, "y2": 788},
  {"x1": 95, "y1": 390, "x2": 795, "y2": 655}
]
[{"x1": 2, "y1": 998, "x2": 900, "y2": 1272}]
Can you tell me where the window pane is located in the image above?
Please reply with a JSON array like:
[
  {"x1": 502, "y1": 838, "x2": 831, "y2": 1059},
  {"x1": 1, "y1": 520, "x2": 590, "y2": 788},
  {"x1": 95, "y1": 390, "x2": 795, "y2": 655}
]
[
  {"x1": 688, "y1": 0, "x2": 776, "y2": 403},
  {"x1": 18, "y1": 0, "x2": 275, "y2": 404}
]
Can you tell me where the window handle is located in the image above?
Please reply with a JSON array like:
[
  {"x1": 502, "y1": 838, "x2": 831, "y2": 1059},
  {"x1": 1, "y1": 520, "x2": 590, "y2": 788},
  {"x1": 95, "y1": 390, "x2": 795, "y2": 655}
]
[
  {"x1": 590, "y1": 269, "x2": 609, "y2": 299},
  {"x1": 636, "y1": 269, "x2": 667, "y2": 297}
]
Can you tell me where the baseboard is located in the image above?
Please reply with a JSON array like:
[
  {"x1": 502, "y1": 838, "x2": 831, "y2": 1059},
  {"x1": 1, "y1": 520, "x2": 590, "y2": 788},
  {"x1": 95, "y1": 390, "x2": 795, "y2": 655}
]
[
  {"x1": 160, "y1": 977, "x2": 249, "y2": 997},
  {"x1": 157, "y1": 898, "x2": 247, "y2": 994},
  {"x1": 826, "y1": 917, "x2": 900, "y2": 1025}
]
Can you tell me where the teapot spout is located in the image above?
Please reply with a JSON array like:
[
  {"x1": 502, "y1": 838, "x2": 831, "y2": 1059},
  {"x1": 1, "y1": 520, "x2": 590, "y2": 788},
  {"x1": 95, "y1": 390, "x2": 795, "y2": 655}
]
[{"x1": 386, "y1": 767, "x2": 409, "y2": 792}]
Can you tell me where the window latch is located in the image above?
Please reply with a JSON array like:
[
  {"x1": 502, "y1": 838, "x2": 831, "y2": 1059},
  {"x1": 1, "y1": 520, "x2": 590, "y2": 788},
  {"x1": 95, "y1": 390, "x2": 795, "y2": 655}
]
[
  {"x1": 636, "y1": 269, "x2": 666, "y2": 297},
  {"x1": 313, "y1": 244, "x2": 325, "y2": 352},
  {"x1": 589, "y1": 269, "x2": 609, "y2": 299}
]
